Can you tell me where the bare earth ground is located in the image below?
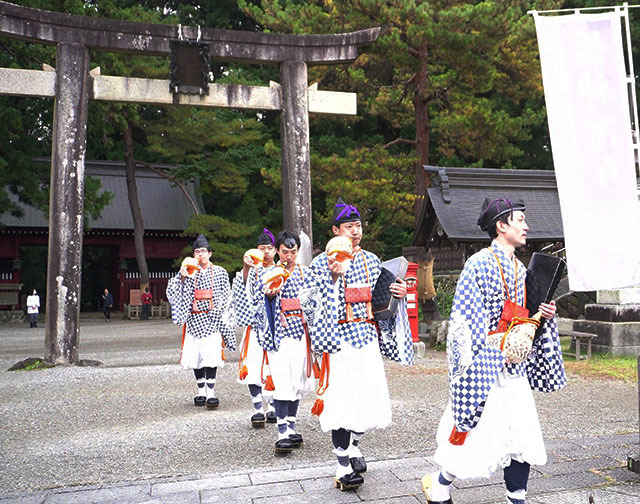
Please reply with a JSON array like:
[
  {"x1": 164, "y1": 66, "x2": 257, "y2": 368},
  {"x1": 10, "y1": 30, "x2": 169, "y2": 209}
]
[{"x1": 0, "y1": 317, "x2": 637, "y2": 496}]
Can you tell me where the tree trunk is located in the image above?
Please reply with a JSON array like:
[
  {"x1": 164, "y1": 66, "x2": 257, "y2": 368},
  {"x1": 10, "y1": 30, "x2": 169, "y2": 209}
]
[
  {"x1": 123, "y1": 118, "x2": 149, "y2": 290},
  {"x1": 413, "y1": 41, "x2": 430, "y2": 228},
  {"x1": 412, "y1": 42, "x2": 442, "y2": 322}
]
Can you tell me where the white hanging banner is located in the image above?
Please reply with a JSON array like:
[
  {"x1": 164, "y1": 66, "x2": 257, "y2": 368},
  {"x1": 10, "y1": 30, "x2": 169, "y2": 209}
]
[{"x1": 534, "y1": 11, "x2": 640, "y2": 291}]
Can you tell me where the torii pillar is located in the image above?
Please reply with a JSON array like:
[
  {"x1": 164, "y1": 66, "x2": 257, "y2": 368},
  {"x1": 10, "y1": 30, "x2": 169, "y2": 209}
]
[
  {"x1": 45, "y1": 43, "x2": 90, "y2": 363},
  {"x1": 0, "y1": 0, "x2": 379, "y2": 363},
  {"x1": 280, "y1": 61, "x2": 312, "y2": 264}
]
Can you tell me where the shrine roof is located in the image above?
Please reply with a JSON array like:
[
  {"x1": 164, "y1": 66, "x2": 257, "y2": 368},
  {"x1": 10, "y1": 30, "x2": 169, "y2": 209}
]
[
  {"x1": 414, "y1": 166, "x2": 565, "y2": 245},
  {"x1": 2, "y1": 160, "x2": 204, "y2": 232}
]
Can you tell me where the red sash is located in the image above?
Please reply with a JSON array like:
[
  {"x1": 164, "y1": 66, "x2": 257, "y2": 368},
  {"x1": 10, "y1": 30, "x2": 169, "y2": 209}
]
[
  {"x1": 192, "y1": 267, "x2": 215, "y2": 311},
  {"x1": 487, "y1": 248, "x2": 528, "y2": 334},
  {"x1": 280, "y1": 297, "x2": 302, "y2": 312},
  {"x1": 341, "y1": 252, "x2": 374, "y2": 323}
]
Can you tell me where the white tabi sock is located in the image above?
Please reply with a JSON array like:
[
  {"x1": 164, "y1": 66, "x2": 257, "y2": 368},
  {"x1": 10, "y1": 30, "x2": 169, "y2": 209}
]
[
  {"x1": 428, "y1": 471, "x2": 453, "y2": 501},
  {"x1": 348, "y1": 432, "x2": 363, "y2": 458},
  {"x1": 506, "y1": 489, "x2": 526, "y2": 504},
  {"x1": 252, "y1": 398, "x2": 264, "y2": 413},
  {"x1": 276, "y1": 419, "x2": 289, "y2": 440},
  {"x1": 196, "y1": 380, "x2": 205, "y2": 397},
  {"x1": 334, "y1": 447, "x2": 351, "y2": 479},
  {"x1": 206, "y1": 381, "x2": 216, "y2": 399}
]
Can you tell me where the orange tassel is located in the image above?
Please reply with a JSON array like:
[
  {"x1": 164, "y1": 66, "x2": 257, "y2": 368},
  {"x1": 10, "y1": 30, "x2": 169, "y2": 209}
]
[
  {"x1": 311, "y1": 398, "x2": 324, "y2": 416},
  {"x1": 221, "y1": 348, "x2": 226, "y2": 361},
  {"x1": 366, "y1": 301, "x2": 373, "y2": 321},
  {"x1": 264, "y1": 375, "x2": 275, "y2": 391},
  {"x1": 312, "y1": 359, "x2": 321, "y2": 379},
  {"x1": 346, "y1": 303, "x2": 354, "y2": 322},
  {"x1": 311, "y1": 353, "x2": 330, "y2": 416},
  {"x1": 448, "y1": 426, "x2": 469, "y2": 445},
  {"x1": 261, "y1": 350, "x2": 274, "y2": 390},
  {"x1": 238, "y1": 326, "x2": 251, "y2": 379}
]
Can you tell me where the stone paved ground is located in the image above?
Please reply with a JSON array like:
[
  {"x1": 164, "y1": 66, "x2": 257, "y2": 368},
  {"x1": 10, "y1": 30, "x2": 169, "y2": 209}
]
[{"x1": 0, "y1": 316, "x2": 638, "y2": 503}]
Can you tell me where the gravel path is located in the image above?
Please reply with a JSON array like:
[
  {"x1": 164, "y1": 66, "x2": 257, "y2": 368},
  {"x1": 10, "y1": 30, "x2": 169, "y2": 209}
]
[{"x1": 0, "y1": 318, "x2": 637, "y2": 496}]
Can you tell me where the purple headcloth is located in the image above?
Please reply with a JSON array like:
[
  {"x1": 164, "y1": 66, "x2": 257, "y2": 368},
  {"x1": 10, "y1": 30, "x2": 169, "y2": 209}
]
[
  {"x1": 332, "y1": 197, "x2": 361, "y2": 226},
  {"x1": 257, "y1": 228, "x2": 275, "y2": 246}
]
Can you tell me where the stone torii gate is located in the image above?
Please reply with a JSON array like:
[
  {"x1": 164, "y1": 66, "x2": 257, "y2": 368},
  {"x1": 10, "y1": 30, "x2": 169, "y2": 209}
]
[{"x1": 0, "y1": 1, "x2": 379, "y2": 364}]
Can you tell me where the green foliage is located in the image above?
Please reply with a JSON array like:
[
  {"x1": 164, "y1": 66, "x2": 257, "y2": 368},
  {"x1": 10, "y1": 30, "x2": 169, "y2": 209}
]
[
  {"x1": 9, "y1": 357, "x2": 55, "y2": 371},
  {"x1": 244, "y1": 0, "x2": 561, "y2": 168},
  {"x1": 309, "y1": 145, "x2": 415, "y2": 255},
  {"x1": 236, "y1": 0, "x2": 568, "y2": 250},
  {"x1": 0, "y1": 4, "x2": 56, "y2": 223},
  {"x1": 181, "y1": 214, "x2": 257, "y2": 273},
  {"x1": 561, "y1": 338, "x2": 639, "y2": 383},
  {"x1": 81, "y1": 1, "x2": 279, "y2": 262},
  {"x1": 7, "y1": 0, "x2": 640, "y2": 272},
  {"x1": 433, "y1": 275, "x2": 458, "y2": 319},
  {"x1": 145, "y1": 107, "x2": 268, "y2": 196},
  {"x1": 24, "y1": 360, "x2": 44, "y2": 371}
]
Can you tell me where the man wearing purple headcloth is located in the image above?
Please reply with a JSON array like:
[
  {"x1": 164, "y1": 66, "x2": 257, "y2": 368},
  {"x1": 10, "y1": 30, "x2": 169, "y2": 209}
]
[
  {"x1": 252, "y1": 230, "x2": 314, "y2": 454},
  {"x1": 233, "y1": 228, "x2": 278, "y2": 427},
  {"x1": 421, "y1": 198, "x2": 566, "y2": 504},
  {"x1": 301, "y1": 198, "x2": 413, "y2": 491}
]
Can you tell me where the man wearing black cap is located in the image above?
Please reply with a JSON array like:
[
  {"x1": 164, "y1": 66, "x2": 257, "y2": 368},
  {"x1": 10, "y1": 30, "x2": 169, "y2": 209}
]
[
  {"x1": 421, "y1": 198, "x2": 566, "y2": 504},
  {"x1": 167, "y1": 234, "x2": 236, "y2": 409},
  {"x1": 232, "y1": 228, "x2": 278, "y2": 427},
  {"x1": 302, "y1": 198, "x2": 413, "y2": 491}
]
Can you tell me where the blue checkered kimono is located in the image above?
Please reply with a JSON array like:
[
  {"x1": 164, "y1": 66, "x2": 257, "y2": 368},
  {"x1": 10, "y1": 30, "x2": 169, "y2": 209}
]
[
  {"x1": 232, "y1": 268, "x2": 260, "y2": 327},
  {"x1": 447, "y1": 241, "x2": 566, "y2": 432},
  {"x1": 301, "y1": 249, "x2": 414, "y2": 365},
  {"x1": 166, "y1": 264, "x2": 236, "y2": 351},
  {"x1": 252, "y1": 264, "x2": 308, "y2": 352}
]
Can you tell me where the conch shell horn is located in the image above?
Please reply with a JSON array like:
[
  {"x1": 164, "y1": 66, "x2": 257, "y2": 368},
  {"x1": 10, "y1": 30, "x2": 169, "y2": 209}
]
[
  {"x1": 325, "y1": 236, "x2": 353, "y2": 263},
  {"x1": 181, "y1": 257, "x2": 200, "y2": 278},
  {"x1": 264, "y1": 263, "x2": 291, "y2": 290},
  {"x1": 245, "y1": 248, "x2": 265, "y2": 266}
]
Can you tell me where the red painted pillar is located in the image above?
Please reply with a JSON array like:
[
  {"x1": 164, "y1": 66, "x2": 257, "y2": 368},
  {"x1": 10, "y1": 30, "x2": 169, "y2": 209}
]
[{"x1": 405, "y1": 262, "x2": 419, "y2": 342}]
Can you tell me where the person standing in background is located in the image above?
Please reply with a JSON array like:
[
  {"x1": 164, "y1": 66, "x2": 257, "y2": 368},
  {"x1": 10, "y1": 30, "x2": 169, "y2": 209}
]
[
  {"x1": 141, "y1": 287, "x2": 153, "y2": 320},
  {"x1": 26, "y1": 289, "x2": 40, "y2": 328},
  {"x1": 102, "y1": 288, "x2": 113, "y2": 322}
]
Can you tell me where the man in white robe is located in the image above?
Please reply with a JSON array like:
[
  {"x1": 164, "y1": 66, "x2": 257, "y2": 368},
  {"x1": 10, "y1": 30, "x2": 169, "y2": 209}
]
[
  {"x1": 166, "y1": 234, "x2": 236, "y2": 409},
  {"x1": 422, "y1": 198, "x2": 566, "y2": 504}
]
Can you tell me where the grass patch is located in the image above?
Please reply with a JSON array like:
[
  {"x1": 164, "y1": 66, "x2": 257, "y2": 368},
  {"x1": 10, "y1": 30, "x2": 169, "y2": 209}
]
[
  {"x1": 7, "y1": 357, "x2": 55, "y2": 371},
  {"x1": 24, "y1": 360, "x2": 44, "y2": 371},
  {"x1": 432, "y1": 342, "x2": 447, "y2": 352},
  {"x1": 561, "y1": 337, "x2": 638, "y2": 382}
]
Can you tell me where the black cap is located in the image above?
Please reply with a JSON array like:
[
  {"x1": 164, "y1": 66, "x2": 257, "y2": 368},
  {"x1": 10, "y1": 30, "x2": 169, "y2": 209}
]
[
  {"x1": 193, "y1": 234, "x2": 211, "y2": 250},
  {"x1": 477, "y1": 198, "x2": 526, "y2": 232},
  {"x1": 332, "y1": 197, "x2": 361, "y2": 226}
]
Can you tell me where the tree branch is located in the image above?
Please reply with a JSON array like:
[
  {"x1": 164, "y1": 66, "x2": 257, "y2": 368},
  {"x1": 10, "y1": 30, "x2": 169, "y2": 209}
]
[
  {"x1": 134, "y1": 160, "x2": 200, "y2": 216},
  {"x1": 383, "y1": 138, "x2": 417, "y2": 149}
]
